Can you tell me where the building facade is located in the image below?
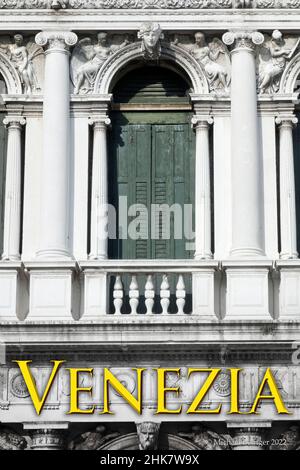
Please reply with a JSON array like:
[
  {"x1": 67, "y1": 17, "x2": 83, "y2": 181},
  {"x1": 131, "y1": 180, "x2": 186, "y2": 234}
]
[{"x1": 0, "y1": 0, "x2": 300, "y2": 451}]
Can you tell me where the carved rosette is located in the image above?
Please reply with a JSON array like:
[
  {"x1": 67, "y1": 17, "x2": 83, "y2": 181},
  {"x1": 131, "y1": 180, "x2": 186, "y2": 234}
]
[
  {"x1": 35, "y1": 31, "x2": 78, "y2": 54},
  {"x1": 223, "y1": 31, "x2": 265, "y2": 52}
]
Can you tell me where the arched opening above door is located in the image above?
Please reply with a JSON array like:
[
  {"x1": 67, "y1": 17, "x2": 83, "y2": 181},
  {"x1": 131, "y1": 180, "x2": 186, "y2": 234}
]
[{"x1": 111, "y1": 63, "x2": 192, "y2": 109}]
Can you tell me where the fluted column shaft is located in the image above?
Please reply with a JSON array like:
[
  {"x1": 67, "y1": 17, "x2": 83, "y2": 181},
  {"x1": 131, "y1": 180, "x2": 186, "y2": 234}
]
[
  {"x1": 192, "y1": 116, "x2": 213, "y2": 260},
  {"x1": 89, "y1": 116, "x2": 111, "y2": 260},
  {"x1": 276, "y1": 116, "x2": 299, "y2": 259},
  {"x1": 35, "y1": 31, "x2": 77, "y2": 259},
  {"x1": 2, "y1": 116, "x2": 26, "y2": 261},
  {"x1": 223, "y1": 31, "x2": 265, "y2": 258}
]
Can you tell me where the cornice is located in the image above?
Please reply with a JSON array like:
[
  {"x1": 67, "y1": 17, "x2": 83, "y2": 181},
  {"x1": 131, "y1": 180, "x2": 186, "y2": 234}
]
[{"x1": 2, "y1": 10, "x2": 300, "y2": 32}]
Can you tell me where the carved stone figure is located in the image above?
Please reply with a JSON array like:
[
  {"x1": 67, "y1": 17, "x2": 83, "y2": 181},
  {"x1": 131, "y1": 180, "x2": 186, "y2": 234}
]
[
  {"x1": 0, "y1": 430, "x2": 27, "y2": 450},
  {"x1": 51, "y1": 0, "x2": 68, "y2": 8},
  {"x1": 138, "y1": 23, "x2": 164, "y2": 60},
  {"x1": 136, "y1": 422, "x2": 160, "y2": 450},
  {"x1": 179, "y1": 425, "x2": 232, "y2": 450},
  {"x1": 71, "y1": 33, "x2": 130, "y2": 94},
  {"x1": 233, "y1": 0, "x2": 252, "y2": 6},
  {"x1": 258, "y1": 30, "x2": 300, "y2": 94},
  {"x1": 68, "y1": 425, "x2": 120, "y2": 450},
  {"x1": 0, "y1": 34, "x2": 44, "y2": 94},
  {"x1": 270, "y1": 426, "x2": 300, "y2": 450},
  {"x1": 174, "y1": 32, "x2": 231, "y2": 94}
]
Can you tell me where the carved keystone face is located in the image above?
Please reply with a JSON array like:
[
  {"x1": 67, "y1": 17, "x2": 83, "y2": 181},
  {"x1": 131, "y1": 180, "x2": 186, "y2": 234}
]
[
  {"x1": 137, "y1": 422, "x2": 159, "y2": 450},
  {"x1": 139, "y1": 430, "x2": 156, "y2": 449},
  {"x1": 143, "y1": 30, "x2": 161, "y2": 49}
]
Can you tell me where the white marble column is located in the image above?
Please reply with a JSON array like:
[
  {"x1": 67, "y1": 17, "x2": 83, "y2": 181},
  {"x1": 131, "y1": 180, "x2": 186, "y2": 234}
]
[
  {"x1": 2, "y1": 116, "x2": 26, "y2": 261},
  {"x1": 223, "y1": 31, "x2": 265, "y2": 258},
  {"x1": 276, "y1": 115, "x2": 299, "y2": 259},
  {"x1": 35, "y1": 31, "x2": 77, "y2": 259},
  {"x1": 192, "y1": 116, "x2": 213, "y2": 260},
  {"x1": 88, "y1": 116, "x2": 111, "y2": 260}
]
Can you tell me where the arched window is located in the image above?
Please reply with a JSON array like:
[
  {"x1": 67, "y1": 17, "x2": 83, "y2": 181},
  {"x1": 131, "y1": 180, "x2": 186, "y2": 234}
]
[{"x1": 108, "y1": 65, "x2": 195, "y2": 261}]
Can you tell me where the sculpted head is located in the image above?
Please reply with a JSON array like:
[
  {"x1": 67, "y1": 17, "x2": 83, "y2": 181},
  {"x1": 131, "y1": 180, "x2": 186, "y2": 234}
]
[
  {"x1": 97, "y1": 32, "x2": 108, "y2": 46},
  {"x1": 272, "y1": 30, "x2": 283, "y2": 44},
  {"x1": 194, "y1": 32, "x2": 206, "y2": 47},
  {"x1": 283, "y1": 426, "x2": 300, "y2": 443},
  {"x1": 138, "y1": 22, "x2": 163, "y2": 52},
  {"x1": 14, "y1": 34, "x2": 24, "y2": 46},
  {"x1": 136, "y1": 422, "x2": 160, "y2": 450}
]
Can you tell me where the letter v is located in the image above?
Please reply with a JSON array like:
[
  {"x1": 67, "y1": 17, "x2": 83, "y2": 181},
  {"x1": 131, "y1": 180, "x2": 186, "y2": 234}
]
[{"x1": 13, "y1": 360, "x2": 64, "y2": 415}]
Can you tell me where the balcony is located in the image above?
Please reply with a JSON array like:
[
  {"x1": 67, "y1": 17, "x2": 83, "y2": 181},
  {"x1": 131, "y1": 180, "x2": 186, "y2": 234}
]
[{"x1": 0, "y1": 259, "x2": 300, "y2": 326}]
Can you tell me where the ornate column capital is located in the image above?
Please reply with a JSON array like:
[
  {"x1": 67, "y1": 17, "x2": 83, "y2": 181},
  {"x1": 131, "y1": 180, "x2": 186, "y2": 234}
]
[
  {"x1": 88, "y1": 116, "x2": 111, "y2": 129},
  {"x1": 275, "y1": 115, "x2": 298, "y2": 128},
  {"x1": 222, "y1": 30, "x2": 264, "y2": 52},
  {"x1": 3, "y1": 116, "x2": 26, "y2": 129},
  {"x1": 35, "y1": 31, "x2": 78, "y2": 53},
  {"x1": 30, "y1": 428, "x2": 66, "y2": 450},
  {"x1": 191, "y1": 115, "x2": 214, "y2": 129}
]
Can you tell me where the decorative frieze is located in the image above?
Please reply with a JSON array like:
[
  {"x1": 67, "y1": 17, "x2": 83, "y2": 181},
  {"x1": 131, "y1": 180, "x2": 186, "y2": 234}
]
[
  {"x1": 71, "y1": 33, "x2": 130, "y2": 95},
  {"x1": 1, "y1": 0, "x2": 300, "y2": 9},
  {"x1": 174, "y1": 32, "x2": 231, "y2": 94},
  {"x1": 257, "y1": 30, "x2": 300, "y2": 94},
  {"x1": 0, "y1": 429, "x2": 27, "y2": 450},
  {"x1": 69, "y1": 426, "x2": 120, "y2": 450},
  {"x1": 0, "y1": 35, "x2": 44, "y2": 94}
]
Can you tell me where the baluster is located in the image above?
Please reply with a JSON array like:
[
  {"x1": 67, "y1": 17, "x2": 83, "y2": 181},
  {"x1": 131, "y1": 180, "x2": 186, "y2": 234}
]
[
  {"x1": 113, "y1": 275, "x2": 123, "y2": 315},
  {"x1": 129, "y1": 275, "x2": 139, "y2": 315},
  {"x1": 160, "y1": 274, "x2": 170, "y2": 315},
  {"x1": 176, "y1": 275, "x2": 186, "y2": 315},
  {"x1": 145, "y1": 275, "x2": 155, "y2": 314}
]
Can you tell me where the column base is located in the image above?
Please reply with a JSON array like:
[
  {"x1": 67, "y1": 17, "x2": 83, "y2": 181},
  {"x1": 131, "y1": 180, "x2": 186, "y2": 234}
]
[
  {"x1": 223, "y1": 261, "x2": 272, "y2": 320},
  {"x1": 230, "y1": 248, "x2": 266, "y2": 258},
  {"x1": 280, "y1": 252, "x2": 299, "y2": 260},
  {"x1": 36, "y1": 249, "x2": 73, "y2": 260}
]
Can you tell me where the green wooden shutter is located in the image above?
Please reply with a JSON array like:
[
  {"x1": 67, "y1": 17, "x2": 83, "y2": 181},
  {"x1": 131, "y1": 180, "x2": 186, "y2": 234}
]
[
  {"x1": 109, "y1": 122, "x2": 152, "y2": 260},
  {"x1": 109, "y1": 117, "x2": 195, "y2": 261}
]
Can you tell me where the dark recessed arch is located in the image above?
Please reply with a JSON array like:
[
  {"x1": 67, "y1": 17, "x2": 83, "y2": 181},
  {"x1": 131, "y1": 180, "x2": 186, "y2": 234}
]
[{"x1": 110, "y1": 61, "x2": 192, "y2": 105}]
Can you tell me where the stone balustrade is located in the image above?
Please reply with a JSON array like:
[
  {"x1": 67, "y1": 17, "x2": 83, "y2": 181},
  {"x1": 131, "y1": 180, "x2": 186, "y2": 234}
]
[{"x1": 0, "y1": 259, "x2": 299, "y2": 322}]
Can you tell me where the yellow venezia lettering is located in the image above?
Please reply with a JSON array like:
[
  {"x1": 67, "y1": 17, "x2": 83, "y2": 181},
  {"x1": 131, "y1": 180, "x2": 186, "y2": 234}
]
[{"x1": 13, "y1": 362, "x2": 291, "y2": 416}]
